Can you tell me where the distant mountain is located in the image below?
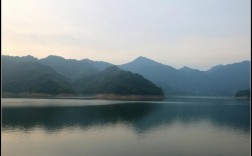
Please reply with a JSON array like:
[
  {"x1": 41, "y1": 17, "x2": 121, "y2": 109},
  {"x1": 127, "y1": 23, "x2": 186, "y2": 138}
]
[
  {"x1": 178, "y1": 66, "x2": 213, "y2": 95},
  {"x1": 2, "y1": 55, "x2": 250, "y2": 96},
  {"x1": 74, "y1": 66, "x2": 164, "y2": 96},
  {"x1": 120, "y1": 56, "x2": 188, "y2": 95},
  {"x1": 2, "y1": 55, "x2": 38, "y2": 63},
  {"x1": 120, "y1": 57, "x2": 250, "y2": 96},
  {"x1": 2, "y1": 60, "x2": 75, "y2": 97},
  {"x1": 2, "y1": 55, "x2": 164, "y2": 99},
  {"x1": 2, "y1": 55, "x2": 113, "y2": 81},
  {"x1": 40, "y1": 55, "x2": 112, "y2": 80},
  {"x1": 206, "y1": 61, "x2": 250, "y2": 95}
]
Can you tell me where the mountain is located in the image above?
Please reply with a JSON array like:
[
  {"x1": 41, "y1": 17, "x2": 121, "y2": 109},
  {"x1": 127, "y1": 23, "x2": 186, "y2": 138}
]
[
  {"x1": 2, "y1": 55, "x2": 38, "y2": 63},
  {"x1": 2, "y1": 55, "x2": 113, "y2": 81},
  {"x1": 178, "y1": 66, "x2": 213, "y2": 95},
  {"x1": 120, "y1": 56, "x2": 211, "y2": 95},
  {"x1": 40, "y1": 55, "x2": 112, "y2": 80},
  {"x1": 2, "y1": 59, "x2": 75, "y2": 97},
  {"x1": 120, "y1": 57, "x2": 250, "y2": 96},
  {"x1": 74, "y1": 66, "x2": 164, "y2": 96},
  {"x1": 2, "y1": 55, "x2": 164, "y2": 99},
  {"x1": 2, "y1": 55, "x2": 250, "y2": 97},
  {"x1": 120, "y1": 56, "x2": 188, "y2": 95},
  {"x1": 206, "y1": 61, "x2": 250, "y2": 95}
]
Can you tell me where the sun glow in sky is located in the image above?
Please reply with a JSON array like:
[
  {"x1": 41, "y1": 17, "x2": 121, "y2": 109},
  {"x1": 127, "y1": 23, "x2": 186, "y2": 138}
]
[{"x1": 2, "y1": 0, "x2": 251, "y2": 70}]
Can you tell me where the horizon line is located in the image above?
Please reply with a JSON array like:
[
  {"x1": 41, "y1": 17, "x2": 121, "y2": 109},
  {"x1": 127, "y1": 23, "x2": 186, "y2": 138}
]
[{"x1": 2, "y1": 54, "x2": 251, "y2": 71}]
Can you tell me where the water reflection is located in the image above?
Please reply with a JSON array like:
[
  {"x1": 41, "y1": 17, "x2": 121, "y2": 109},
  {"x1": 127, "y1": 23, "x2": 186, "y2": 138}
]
[
  {"x1": 2, "y1": 103, "x2": 158, "y2": 131},
  {"x1": 2, "y1": 99, "x2": 250, "y2": 132}
]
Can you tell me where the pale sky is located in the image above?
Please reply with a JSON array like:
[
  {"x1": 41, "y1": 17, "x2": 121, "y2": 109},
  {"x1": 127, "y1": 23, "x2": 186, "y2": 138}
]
[{"x1": 2, "y1": 0, "x2": 251, "y2": 70}]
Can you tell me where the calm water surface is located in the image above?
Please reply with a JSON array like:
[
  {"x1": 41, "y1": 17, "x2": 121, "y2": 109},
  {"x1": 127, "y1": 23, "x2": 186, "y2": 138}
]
[{"x1": 2, "y1": 97, "x2": 251, "y2": 156}]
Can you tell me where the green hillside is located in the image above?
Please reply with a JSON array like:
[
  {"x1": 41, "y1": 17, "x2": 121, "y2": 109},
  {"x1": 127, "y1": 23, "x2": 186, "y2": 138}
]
[
  {"x1": 2, "y1": 56, "x2": 164, "y2": 99},
  {"x1": 2, "y1": 61, "x2": 75, "y2": 96},
  {"x1": 40, "y1": 55, "x2": 112, "y2": 80},
  {"x1": 74, "y1": 66, "x2": 164, "y2": 96}
]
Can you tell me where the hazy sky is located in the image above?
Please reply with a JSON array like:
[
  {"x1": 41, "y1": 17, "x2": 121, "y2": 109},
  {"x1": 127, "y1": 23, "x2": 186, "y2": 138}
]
[{"x1": 2, "y1": 0, "x2": 251, "y2": 70}]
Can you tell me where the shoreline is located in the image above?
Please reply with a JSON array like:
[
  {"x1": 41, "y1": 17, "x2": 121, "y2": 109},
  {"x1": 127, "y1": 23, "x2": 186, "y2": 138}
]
[
  {"x1": 96, "y1": 94, "x2": 164, "y2": 101},
  {"x1": 2, "y1": 93, "x2": 164, "y2": 101},
  {"x1": 4, "y1": 93, "x2": 247, "y2": 101}
]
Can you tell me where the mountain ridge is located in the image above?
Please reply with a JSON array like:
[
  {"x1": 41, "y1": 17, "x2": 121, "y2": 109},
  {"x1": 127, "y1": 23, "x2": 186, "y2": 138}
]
[
  {"x1": 2, "y1": 55, "x2": 250, "y2": 96},
  {"x1": 119, "y1": 56, "x2": 250, "y2": 96},
  {"x1": 74, "y1": 65, "x2": 164, "y2": 97},
  {"x1": 2, "y1": 56, "x2": 165, "y2": 99},
  {"x1": 2, "y1": 54, "x2": 249, "y2": 71}
]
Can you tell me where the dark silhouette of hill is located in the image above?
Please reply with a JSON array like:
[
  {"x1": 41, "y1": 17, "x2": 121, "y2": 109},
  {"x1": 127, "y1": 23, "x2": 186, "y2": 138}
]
[
  {"x1": 206, "y1": 61, "x2": 251, "y2": 95},
  {"x1": 40, "y1": 55, "x2": 112, "y2": 80},
  {"x1": 120, "y1": 56, "x2": 187, "y2": 95},
  {"x1": 2, "y1": 56, "x2": 163, "y2": 98},
  {"x1": 2, "y1": 60, "x2": 75, "y2": 96},
  {"x1": 74, "y1": 66, "x2": 164, "y2": 96},
  {"x1": 2, "y1": 55, "x2": 250, "y2": 96},
  {"x1": 120, "y1": 57, "x2": 250, "y2": 96}
]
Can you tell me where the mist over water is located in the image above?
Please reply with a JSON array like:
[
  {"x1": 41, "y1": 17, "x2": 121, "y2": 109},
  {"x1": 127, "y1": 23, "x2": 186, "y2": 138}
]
[{"x1": 2, "y1": 97, "x2": 250, "y2": 156}]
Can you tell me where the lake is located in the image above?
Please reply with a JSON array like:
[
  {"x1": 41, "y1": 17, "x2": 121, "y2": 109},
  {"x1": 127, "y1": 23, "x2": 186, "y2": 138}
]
[{"x1": 2, "y1": 97, "x2": 250, "y2": 156}]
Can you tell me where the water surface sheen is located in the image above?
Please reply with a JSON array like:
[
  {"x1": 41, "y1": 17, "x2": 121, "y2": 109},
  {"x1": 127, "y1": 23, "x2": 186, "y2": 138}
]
[{"x1": 2, "y1": 97, "x2": 250, "y2": 156}]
